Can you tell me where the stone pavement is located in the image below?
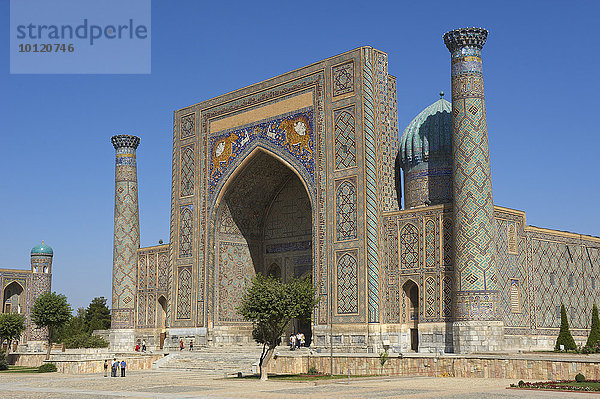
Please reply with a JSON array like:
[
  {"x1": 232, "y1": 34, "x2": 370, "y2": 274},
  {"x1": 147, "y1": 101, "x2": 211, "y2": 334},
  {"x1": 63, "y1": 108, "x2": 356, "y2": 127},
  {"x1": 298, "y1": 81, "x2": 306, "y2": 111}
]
[{"x1": 0, "y1": 370, "x2": 597, "y2": 398}]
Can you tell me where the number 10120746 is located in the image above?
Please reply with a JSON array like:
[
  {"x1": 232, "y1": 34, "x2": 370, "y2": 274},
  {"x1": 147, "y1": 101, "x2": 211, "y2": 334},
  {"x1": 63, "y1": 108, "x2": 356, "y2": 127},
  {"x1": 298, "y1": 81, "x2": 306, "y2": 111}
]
[{"x1": 19, "y1": 43, "x2": 74, "y2": 53}]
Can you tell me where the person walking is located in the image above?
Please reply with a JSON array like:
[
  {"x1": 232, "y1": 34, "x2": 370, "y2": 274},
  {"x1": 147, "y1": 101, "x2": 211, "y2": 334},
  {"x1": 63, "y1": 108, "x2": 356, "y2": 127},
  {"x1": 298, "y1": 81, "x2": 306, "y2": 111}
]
[
  {"x1": 120, "y1": 359, "x2": 126, "y2": 377},
  {"x1": 111, "y1": 358, "x2": 117, "y2": 377},
  {"x1": 296, "y1": 332, "x2": 301, "y2": 348},
  {"x1": 142, "y1": 340, "x2": 146, "y2": 352},
  {"x1": 103, "y1": 359, "x2": 108, "y2": 377},
  {"x1": 289, "y1": 333, "x2": 296, "y2": 351},
  {"x1": 299, "y1": 333, "x2": 305, "y2": 348},
  {"x1": 189, "y1": 340, "x2": 194, "y2": 351},
  {"x1": 180, "y1": 339, "x2": 184, "y2": 351}
]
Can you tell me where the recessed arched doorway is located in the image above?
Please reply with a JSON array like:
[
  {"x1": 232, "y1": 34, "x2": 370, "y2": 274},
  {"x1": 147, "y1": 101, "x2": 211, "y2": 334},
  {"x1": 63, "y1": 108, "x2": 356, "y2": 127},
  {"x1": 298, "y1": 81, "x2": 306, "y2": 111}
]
[
  {"x1": 212, "y1": 148, "x2": 313, "y2": 344},
  {"x1": 157, "y1": 295, "x2": 168, "y2": 349},
  {"x1": 402, "y1": 280, "x2": 419, "y2": 352},
  {"x1": 3, "y1": 281, "x2": 24, "y2": 314}
]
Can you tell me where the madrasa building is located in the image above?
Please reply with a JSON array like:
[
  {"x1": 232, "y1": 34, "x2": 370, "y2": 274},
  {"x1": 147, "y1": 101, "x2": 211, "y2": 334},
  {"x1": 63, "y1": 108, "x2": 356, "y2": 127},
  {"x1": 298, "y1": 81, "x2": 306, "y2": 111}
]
[{"x1": 108, "y1": 27, "x2": 600, "y2": 354}]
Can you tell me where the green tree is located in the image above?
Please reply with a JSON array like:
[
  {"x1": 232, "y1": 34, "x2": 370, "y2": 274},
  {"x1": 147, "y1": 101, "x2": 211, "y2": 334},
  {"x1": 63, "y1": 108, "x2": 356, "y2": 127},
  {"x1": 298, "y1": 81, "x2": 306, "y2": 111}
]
[
  {"x1": 555, "y1": 304, "x2": 577, "y2": 351},
  {"x1": 85, "y1": 297, "x2": 111, "y2": 333},
  {"x1": 586, "y1": 304, "x2": 600, "y2": 348},
  {"x1": 0, "y1": 313, "x2": 26, "y2": 353},
  {"x1": 31, "y1": 292, "x2": 72, "y2": 359},
  {"x1": 239, "y1": 274, "x2": 318, "y2": 381}
]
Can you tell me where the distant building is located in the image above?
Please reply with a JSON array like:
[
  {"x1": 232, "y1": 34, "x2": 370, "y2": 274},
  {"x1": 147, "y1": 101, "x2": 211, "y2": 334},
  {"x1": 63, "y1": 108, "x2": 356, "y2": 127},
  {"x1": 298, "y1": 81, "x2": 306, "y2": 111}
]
[
  {"x1": 109, "y1": 28, "x2": 600, "y2": 353},
  {"x1": 1, "y1": 242, "x2": 52, "y2": 351}
]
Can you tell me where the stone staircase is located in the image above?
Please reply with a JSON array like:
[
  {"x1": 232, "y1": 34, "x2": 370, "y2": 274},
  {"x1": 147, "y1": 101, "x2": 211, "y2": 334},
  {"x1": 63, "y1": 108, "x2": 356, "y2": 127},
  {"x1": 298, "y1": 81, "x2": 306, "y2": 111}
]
[{"x1": 153, "y1": 345, "x2": 267, "y2": 375}]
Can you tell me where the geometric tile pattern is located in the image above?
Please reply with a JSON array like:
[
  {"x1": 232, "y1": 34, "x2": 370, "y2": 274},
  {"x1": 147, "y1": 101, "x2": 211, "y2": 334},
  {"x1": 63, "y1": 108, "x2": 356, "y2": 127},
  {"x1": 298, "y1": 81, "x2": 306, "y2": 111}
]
[
  {"x1": 111, "y1": 136, "x2": 141, "y2": 328},
  {"x1": 445, "y1": 29, "x2": 498, "y2": 321},
  {"x1": 180, "y1": 113, "x2": 195, "y2": 139},
  {"x1": 336, "y1": 179, "x2": 357, "y2": 241},
  {"x1": 176, "y1": 267, "x2": 192, "y2": 320},
  {"x1": 179, "y1": 205, "x2": 193, "y2": 258},
  {"x1": 337, "y1": 251, "x2": 358, "y2": 314},
  {"x1": 332, "y1": 61, "x2": 354, "y2": 97},
  {"x1": 425, "y1": 220, "x2": 437, "y2": 268},
  {"x1": 334, "y1": 107, "x2": 356, "y2": 170},
  {"x1": 442, "y1": 274, "x2": 453, "y2": 318},
  {"x1": 425, "y1": 276, "x2": 437, "y2": 318},
  {"x1": 400, "y1": 223, "x2": 419, "y2": 269},
  {"x1": 383, "y1": 217, "x2": 400, "y2": 323},
  {"x1": 180, "y1": 145, "x2": 194, "y2": 197},
  {"x1": 443, "y1": 218, "x2": 453, "y2": 266},
  {"x1": 363, "y1": 49, "x2": 380, "y2": 322}
]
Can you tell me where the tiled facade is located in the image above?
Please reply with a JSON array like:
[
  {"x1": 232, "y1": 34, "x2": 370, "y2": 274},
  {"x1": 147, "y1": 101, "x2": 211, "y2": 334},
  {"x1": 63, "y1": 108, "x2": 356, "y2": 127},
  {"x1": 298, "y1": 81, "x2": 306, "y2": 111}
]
[
  {"x1": 113, "y1": 29, "x2": 600, "y2": 353},
  {"x1": 0, "y1": 245, "x2": 53, "y2": 349}
]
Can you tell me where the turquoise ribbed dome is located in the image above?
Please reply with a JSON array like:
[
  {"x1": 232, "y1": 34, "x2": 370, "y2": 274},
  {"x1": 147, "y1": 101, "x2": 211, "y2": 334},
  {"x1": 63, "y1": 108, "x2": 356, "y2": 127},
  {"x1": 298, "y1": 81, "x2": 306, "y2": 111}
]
[
  {"x1": 399, "y1": 95, "x2": 452, "y2": 167},
  {"x1": 31, "y1": 242, "x2": 53, "y2": 256}
]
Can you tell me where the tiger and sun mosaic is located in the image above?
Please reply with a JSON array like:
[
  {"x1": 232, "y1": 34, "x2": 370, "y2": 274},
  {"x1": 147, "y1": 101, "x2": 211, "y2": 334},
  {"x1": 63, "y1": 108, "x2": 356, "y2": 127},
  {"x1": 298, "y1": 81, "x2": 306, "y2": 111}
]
[{"x1": 109, "y1": 28, "x2": 600, "y2": 354}]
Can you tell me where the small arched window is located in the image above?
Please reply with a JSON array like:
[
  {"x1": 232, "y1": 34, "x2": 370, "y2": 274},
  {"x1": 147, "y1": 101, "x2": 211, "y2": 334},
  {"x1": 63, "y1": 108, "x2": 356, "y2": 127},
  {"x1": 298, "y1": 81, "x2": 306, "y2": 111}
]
[{"x1": 43, "y1": 266, "x2": 48, "y2": 273}]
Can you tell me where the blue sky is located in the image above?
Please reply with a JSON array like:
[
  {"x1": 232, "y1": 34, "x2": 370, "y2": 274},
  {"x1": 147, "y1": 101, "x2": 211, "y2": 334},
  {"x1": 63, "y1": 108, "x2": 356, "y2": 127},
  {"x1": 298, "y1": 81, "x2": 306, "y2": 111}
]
[{"x1": 1, "y1": 0, "x2": 599, "y2": 310}]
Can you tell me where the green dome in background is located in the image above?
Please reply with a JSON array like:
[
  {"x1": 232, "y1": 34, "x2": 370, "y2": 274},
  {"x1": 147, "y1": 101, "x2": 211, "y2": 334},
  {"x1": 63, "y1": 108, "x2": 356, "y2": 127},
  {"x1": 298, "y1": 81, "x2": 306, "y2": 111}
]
[
  {"x1": 399, "y1": 93, "x2": 452, "y2": 167},
  {"x1": 31, "y1": 241, "x2": 53, "y2": 256}
]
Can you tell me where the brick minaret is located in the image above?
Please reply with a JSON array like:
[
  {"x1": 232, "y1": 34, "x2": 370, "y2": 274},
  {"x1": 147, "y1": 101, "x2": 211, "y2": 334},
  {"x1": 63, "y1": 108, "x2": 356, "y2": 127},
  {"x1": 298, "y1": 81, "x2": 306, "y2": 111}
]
[
  {"x1": 110, "y1": 135, "x2": 140, "y2": 330},
  {"x1": 443, "y1": 28, "x2": 503, "y2": 352}
]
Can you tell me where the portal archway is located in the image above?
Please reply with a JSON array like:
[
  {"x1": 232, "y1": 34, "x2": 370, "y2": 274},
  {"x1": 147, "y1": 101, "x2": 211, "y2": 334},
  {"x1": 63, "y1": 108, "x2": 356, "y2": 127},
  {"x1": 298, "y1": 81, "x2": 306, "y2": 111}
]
[
  {"x1": 212, "y1": 148, "x2": 313, "y2": 340},
  {"x1": 402, "y1": 280, "x2": 419, "y2": 351},
  {"x1": 3, "y1": 282, "x2": 24, "y2": 314}
]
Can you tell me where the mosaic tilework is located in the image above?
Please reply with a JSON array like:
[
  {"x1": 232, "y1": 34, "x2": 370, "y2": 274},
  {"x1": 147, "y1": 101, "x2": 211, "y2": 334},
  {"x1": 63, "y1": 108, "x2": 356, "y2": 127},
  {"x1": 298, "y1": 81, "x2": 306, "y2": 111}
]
[
  {"x1": 332, "y1": 61, "x2": 354, "y2": 97},
  {"x1": 400, "y1": 223, "x2": 419, "y2": 269},
  {"x1": 363, "y1": 48, "x2": 380, "y2": 323},
  {"x1": 444, "y1": 28, "x2": 498, "y2": 321},
  {"x1": 135, "y1": 247, "x2": 170, "y2": 328},
  {"x1": 443, "y1": 218, "x2": 453, "y2": 266},
  {"x1": 425, "y1": 276, "x2": 437, "y2": 319},
  {"x1": 336, "y1": 251, "x2": 358, "y2": 314},
  {"x1": 158, "y1": 253, "x2": 169, "y2": 290},
  {"x1": 208, "y1": 109, "x2": 315, "y2": 197},
  {"x1": 180, "y1": 145, "x2": 195, "y2": 197},
  {"x1": 333, "y1": 106, "x2": 357, "y2": 170},
  {"x1": 335, "y1": 179, "x2": 357, "y2": 241},
  {"x1": 180, "y1": 113, "x2": 195, "y2": 139},
  {"x1": 383, "y1": 217, "x2": 400, "y2": 323},
  {"x1": 217, "y1": 242, "x2": 253, "y2": 322},
  {"x1": 425, "y1": 220, "x2": 437, "y2": 268},
  {"x1": 137, "y1": 293, "x2": 146, "y2": 326},
  {"x1": 442, "y1": 274, "x2": 453, "y2": 318},
  {"x1": 176, "y1": 266, "x2": 192, "y2": 319},
  {"x1": 179, "y1": 205, "x2": 193, "y2": 258},
  {"x1": 111, "y1": 135, "x2": 140, "y2": 328}
]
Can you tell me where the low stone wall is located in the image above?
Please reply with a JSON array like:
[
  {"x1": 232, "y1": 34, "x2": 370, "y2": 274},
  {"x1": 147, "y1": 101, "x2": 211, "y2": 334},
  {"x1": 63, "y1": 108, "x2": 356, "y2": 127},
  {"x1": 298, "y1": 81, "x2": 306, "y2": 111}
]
[
  {"x1": 7, "y1": 352, "x2": 163, "y2": 374},
  {"x1": 267, "y1": 353, "x2": 600, "y2": 381},
  {"x1": 50, "y1": 354, "x2": 163, "y2": 374}
]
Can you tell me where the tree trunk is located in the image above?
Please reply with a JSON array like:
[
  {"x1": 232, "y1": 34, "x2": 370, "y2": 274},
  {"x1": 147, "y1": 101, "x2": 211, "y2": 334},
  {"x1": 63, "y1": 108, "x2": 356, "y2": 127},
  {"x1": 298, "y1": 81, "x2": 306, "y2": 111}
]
[
  {"x1": 259, "y1": 346, "x2": 275, "y2": 381},
  {"x1": 45, "y1": 327, "x2": 52, "y2": 361}
]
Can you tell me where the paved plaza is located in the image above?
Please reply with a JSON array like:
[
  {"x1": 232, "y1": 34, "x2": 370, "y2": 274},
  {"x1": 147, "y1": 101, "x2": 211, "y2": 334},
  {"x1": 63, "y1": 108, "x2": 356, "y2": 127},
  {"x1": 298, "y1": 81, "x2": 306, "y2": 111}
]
[{"x1": 0, "y1": 371, "x2": 595, "y2": 399}]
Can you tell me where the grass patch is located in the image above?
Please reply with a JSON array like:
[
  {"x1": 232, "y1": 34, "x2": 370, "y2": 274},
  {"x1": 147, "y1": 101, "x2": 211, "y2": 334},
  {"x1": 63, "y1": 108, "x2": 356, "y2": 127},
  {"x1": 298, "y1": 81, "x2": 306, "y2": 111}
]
[{"x1": 0, "y1": 366, "x2": 41, "y2": 373}]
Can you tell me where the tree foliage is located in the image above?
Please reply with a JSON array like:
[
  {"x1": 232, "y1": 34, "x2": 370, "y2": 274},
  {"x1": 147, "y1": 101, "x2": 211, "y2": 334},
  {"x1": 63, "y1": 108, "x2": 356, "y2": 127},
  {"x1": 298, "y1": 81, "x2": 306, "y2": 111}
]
[
  {"x1": 555, "y1": 304, "x2": 576, "y2": 351},
  {"x1": 53, "y1": 297, "x2": 110, "y2": 349},
  {"x1": 31, "y1": 292, "x2": 72, "y2": 359},
  {"x1": 586, "y1": 304, "x2": 600, "y2": 349},
  {"x1": 239, "y1": 274, "x2": 318, "y2": 380},
  {"x1": 0, "y1": 313, "x2": 26, "y2": 353}
]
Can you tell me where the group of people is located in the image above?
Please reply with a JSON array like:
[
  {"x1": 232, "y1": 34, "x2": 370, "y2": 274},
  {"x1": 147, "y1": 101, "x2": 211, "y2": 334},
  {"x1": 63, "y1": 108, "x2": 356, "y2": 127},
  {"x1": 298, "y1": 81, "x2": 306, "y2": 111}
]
[
  {"x1": 179, "y1": 339, "x2": 194, "y2": 351},
  {"x1": 134, "y1": 339, "x2": 147, "y2": 352},
  {"x1": 104, "y1": 358, "x2": 126, "y2": 377},
  {"x1": 289, "y1": 332, "x2": 306, "y2": 350}
]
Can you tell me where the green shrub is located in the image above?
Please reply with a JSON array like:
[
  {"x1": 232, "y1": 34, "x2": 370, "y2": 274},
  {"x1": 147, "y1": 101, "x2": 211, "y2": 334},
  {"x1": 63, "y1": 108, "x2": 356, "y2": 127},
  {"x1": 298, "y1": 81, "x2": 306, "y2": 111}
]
[
  {"x1": 307, "y1": 366, "x2": 319, "y2": 375},
  {"x1": 63, "y1": 333, "x2": 108, "y2": 349},
  {"x1": 379, "y1": 350, "x2": 389, "y2": 367},
  {"x1": 518, "y1": 380, "x2": 525, "y2": 387},
  {"x1": 575, "y1": 373, "x2": 586, "y2": 382},
  {"x1": 38, "y1": 363, "x2": 57, "y2": 373},
  {"x1": 586, "y1": 304, "x2": 600, "y2": 348},
  {"x1": 555, "y1": 304, "x2": 577, "y2": 351},
  {"x1": 0, "y1": 360, "x2": 8, "y2": 371}
]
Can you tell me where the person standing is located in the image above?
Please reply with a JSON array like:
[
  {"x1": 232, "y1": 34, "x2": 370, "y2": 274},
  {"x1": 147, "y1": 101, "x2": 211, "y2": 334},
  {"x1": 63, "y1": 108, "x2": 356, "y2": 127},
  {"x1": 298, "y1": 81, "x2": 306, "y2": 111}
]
[
  {"x1": 111, "y1": 358, "x2": 117, "y2": 377},
  {"x1": 180, "y1": 339, "x2": 184, "y2": 351},
  {"x1": 142, "y1": 340, "x2": 147, "y2": 352},
  {"x1": 103, "y1": 359, "x2": 108, "y2": 377},
  {"x1": 120, "y1": 360, "x2": 126, "y2": 377},
  {"x1": 189, "y1": 340, "x2": 194, "y2": 351},
  {"x1": 296, "y1": 332, "x2": 301, "y2": 348}
]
